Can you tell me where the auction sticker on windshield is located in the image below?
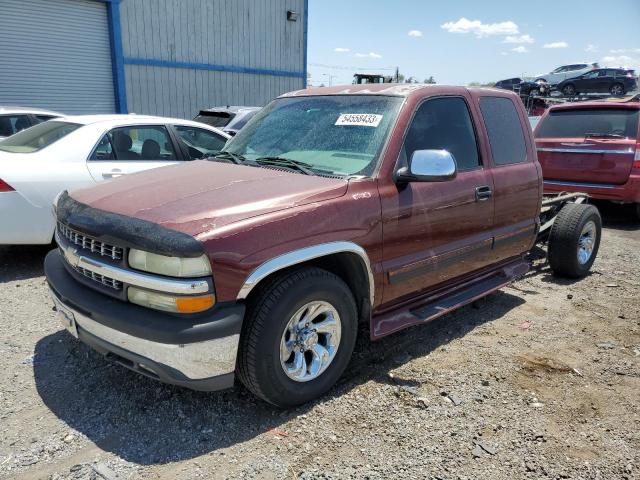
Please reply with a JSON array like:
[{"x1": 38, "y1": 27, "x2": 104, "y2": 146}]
[{"x1": 335, "y1": 113, "x2": 383, "y2": 127}]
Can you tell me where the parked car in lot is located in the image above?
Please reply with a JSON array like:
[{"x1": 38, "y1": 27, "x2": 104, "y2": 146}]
[
  {"x1": 194, "y1": 106, "x2": 261, "y2": 136},
  {"x1": 0, "y1": 115, "x2": 229, "y2": 245},
  {"x1": 557, "y1": 68, "x2": 637, "y2": 97},
  {"x1": 535, "y1": 62, "x2": 599, "y2": 86},
  {"x1": 535, "y1": 101, "x2": 640, "y2": 217},
  {"x1": 494, "y1": 77, "x2": 549, "y2": 97},
  {"x1": 46, "y1": 84, "x2": 601, "y2": 407},
  {"x1": 0, "y1": 106, "x2": 62, "y2": 139}
]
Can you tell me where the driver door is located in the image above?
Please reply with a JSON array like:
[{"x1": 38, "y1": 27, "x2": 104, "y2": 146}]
[
  {"x1": 86, "y1": 125, "x2": 181, "y2": 181},
  {"x1": 380, "y1": 95, "x2": 495, "y2": 306}
]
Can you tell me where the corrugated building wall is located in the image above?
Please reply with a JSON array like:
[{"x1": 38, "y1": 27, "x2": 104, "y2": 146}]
[
  {"x1": 120, "y1": 0, "x2": 306, "y2": 118},
  {"x1": 0, "y1": 0, "x2": 306, "y2": 117},
  {"x1": 0, "y1": 0, "x2": 116, "y2": 114}
]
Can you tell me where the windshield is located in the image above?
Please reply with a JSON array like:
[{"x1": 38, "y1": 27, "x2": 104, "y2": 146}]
[
  {"x1": 535, "y1": 109, "x2": 639, "y2": 139},
  {"x1": 0, "y1": 121, "x2": 81, "y2": 153},
  {"x1": 223, "y1": 95, "x2": 403, "y2": 176}
]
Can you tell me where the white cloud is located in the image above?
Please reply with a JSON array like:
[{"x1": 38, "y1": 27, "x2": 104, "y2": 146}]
[
  {"x1": 408, "y1": 30, "x2": 423, "y2": 37},
  {"x1": 500, "y1": 52, "x2": 508, "y2": 56},
  {"x1": 609, "y1": 48, "x2": 640, "y2": 54},
  {"x1": 511, "y1": 46, "x2": 529, "y2": 53},
  {"x1": 585, "y1": 44, "x2": 598, "y2": 53},
  {"x1": 440, "y1": 17, "x2": 519, "y2": 38},
  {"x1": 602, "y1": 55, "x2": 640, "y2": 69},
  {"x1": 543, "y1": 41, "x2": 568, "y2": 49},
  {"x1": 503, "y1": 34, "x2": 534, "y2": 44},
  {"x1": 355, "y1": 52, "x2": 382, "y2": 59},
  {"x1": 334, "y1": 47, "x2": 350, "y2": 53}
]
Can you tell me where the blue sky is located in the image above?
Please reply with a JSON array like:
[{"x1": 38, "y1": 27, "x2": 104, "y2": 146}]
[{"x1": 307, "y1": 0, "x2": 640, "y2": 86}]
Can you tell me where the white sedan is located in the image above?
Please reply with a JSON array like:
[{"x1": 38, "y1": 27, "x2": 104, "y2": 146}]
[{"x1": 0, "y1": 115, "x2": 230, "y2": 244}]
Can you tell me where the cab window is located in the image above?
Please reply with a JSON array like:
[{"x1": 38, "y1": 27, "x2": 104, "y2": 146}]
[
  {"x1": 479, "y1": 97, "x2": 527, "y2": 166},
  {"x1": 401, "y1": 97, "x2": 480, "y2": 172}
]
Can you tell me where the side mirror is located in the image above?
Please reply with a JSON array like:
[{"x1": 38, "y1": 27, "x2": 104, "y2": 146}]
[{"x1": 395, "y1": 149, "x2": 457, "y2": 183}]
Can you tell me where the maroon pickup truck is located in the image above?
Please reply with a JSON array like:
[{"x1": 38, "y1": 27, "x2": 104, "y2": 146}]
[{"x1": 45, "y1": 84, "x2": 601, "y2": 407}]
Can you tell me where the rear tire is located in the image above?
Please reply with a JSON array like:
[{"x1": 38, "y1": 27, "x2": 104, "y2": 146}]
[
  {"x1": 548, "y1": 204, "x2": 602, "y2": 278},
  {"x1": 237, "y1": 267, "x2": 357, "y2": 407},
  {"x1": 610, "y1": 83, "x2": 625, "y2": 96}
]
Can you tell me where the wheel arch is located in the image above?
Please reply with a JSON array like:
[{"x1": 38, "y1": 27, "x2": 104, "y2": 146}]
[{"x1": 237, "y1": 242, "x2": 374, "y2": 324}]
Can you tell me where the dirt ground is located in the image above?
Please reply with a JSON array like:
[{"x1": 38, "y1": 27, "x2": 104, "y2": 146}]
[{"x1": 0, "y1": 201, "x2": 638, "y2": 480}]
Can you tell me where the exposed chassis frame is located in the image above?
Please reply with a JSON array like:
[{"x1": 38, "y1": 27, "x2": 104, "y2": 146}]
[{"x1": 537, "y1": 192, "x2": 588, "y2": 243}]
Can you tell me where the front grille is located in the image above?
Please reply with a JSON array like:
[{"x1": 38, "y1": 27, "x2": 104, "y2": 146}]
[
  {"x1": 58, "y1": 223, "x2": 123, "y2": 261},
  {"x1": 74, "y1": 265, "x2": 122, "y2": 290}
]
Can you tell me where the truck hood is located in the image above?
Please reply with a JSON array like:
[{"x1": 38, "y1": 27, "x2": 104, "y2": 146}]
[{"x1": 69, "y1": 160, "x2": 349, "y2": 237}]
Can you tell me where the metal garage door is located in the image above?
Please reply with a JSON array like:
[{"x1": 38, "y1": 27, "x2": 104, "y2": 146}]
[{"x1": 0, "y1": 0, "x2": 116, "y2": 114}]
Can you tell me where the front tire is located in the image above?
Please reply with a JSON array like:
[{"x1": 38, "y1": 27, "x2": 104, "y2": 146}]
[
  {"x1": 548, "y1": 204, "x2": 602, "y2": 278},
  {"x1": 236, "y1": 267, "x2": 357, "y2": 407}
]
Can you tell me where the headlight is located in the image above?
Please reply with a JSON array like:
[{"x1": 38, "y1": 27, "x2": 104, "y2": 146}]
[
  {"x1": 128, "y1": 249, "x2": 211, "y2": 277},
  {"x1": 128, "y1": 287, "x2": 215, "y2": 313}
]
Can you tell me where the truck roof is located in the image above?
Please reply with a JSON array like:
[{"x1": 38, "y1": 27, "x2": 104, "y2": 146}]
[{"x1": 279, "y1": 83, "x2": 517, "y2": 100}]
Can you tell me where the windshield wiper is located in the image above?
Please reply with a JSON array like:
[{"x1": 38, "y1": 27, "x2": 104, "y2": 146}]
[
  {"x1": 254, "y1": 156, "x2": 318, "y2": 175},
  {"x1": 584, "y1": 132, "x2": 625, "y2": 139},
  {"x1": 208, "y1": 151, "x2": 246, "y2": 164}
]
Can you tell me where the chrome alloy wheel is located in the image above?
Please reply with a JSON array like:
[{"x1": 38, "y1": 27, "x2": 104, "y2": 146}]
[
  {"x1": 279, "y1": 301, "x2": 341, "y2": 382},
  {"x1": 577, "y1": 220, "x2": 597, "y2": 265}
]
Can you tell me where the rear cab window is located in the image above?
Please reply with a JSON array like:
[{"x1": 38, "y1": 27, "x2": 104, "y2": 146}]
[
  {"x1": 0, "y1": 121, "x2": 80, "y2": 153},
  {"x1": 479, "y1": 97, "x2": 527, "y2": 165},
  {"x1": 535, "y1": 108, "x2": 640, "y2": 139}
]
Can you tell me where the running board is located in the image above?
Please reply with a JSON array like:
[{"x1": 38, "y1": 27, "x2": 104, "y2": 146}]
[{"x1": 372, "y1": 259, "x2": 528, "y2": 339}]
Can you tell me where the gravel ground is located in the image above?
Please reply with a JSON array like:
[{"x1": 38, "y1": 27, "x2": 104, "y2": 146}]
[{"x1": 0, "y1": 202, "x2": 638, "y2": 480}]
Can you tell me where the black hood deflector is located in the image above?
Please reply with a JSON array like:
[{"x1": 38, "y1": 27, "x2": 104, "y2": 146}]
[{"x1": 56, "y1": 191, "x2": 204, "y2": 258}]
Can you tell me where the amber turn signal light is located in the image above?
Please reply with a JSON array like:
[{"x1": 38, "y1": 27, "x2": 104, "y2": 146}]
[{"x1": 175, "y1": 294, "x2": 216, "y2": 313}]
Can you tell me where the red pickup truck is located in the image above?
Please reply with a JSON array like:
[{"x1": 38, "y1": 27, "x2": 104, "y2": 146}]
[
  {"x1": 535, "y1": 101, "x2": 640, "y2": 218},
  {"x1": 45, "y1": 84, "x2": 601, "y2": 407}
]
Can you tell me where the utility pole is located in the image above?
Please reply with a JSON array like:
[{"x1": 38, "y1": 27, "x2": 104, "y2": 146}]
[{"x1": 395, "y1": 66, "x2": 399, "y2": 83}]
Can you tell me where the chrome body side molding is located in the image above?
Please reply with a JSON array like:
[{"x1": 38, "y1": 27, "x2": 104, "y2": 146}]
[
  {"x1": 537, "y1": 147, "x2": 634, "y2": 155},
  {"x1": 236, "y1": 241, "x2": 374, "y2": 304}
]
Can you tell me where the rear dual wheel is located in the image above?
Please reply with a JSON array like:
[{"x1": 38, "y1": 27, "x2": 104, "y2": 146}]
[{"x1": 236, "y1": 267, "x2": 357, "y2": 407}]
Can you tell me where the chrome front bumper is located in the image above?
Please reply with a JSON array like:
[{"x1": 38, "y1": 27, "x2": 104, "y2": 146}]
[
  {"x1": 52, "y1": 289, "x2": 239, "y2": 381},
  {"x1": 45, "y1": 249, "x2": 244, "y2": 391}
]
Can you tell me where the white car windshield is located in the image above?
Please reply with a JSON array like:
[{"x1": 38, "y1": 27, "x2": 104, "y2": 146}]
[
  {"x1": 0, "y1": 121, "x2": 80, "y2": 153},
  {"x1": 223, "y1": 95, "x2": 403, "y2": 176}
]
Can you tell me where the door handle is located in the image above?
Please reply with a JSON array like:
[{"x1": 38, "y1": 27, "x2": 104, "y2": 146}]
[
  {"x1": 475, "y1": 186, "x2": 492, "y2": 201},
  {"x1": 102, "y1": 169, "x2": 123, "y2": 179}
]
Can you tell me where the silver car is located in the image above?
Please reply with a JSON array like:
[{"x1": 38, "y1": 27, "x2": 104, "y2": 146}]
[{"x1": 535, "y1": 62, "x2": 599, "y2": 86}]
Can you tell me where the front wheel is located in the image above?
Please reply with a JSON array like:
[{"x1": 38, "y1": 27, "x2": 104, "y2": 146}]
[
  {"x1": 236, "y1": 267, "x2": 357, "y2": 407},
  {"x1": 548, "y1": 203, "x2": 602, "y2": 278}
]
